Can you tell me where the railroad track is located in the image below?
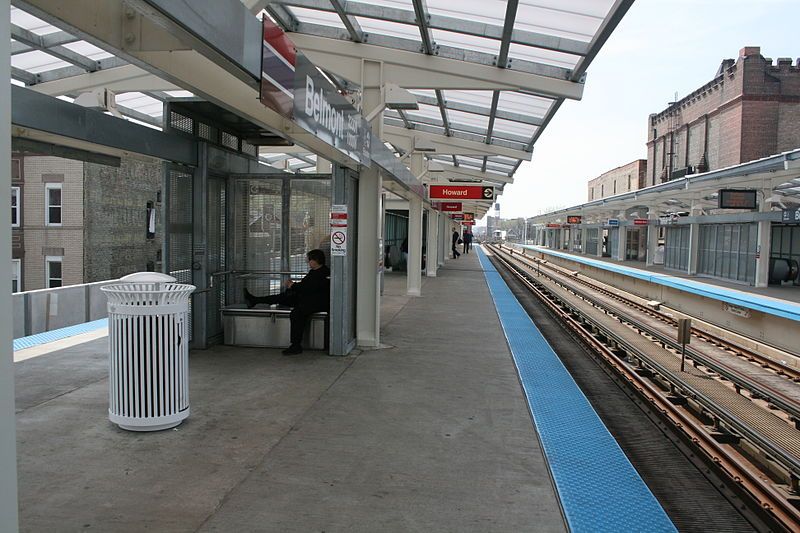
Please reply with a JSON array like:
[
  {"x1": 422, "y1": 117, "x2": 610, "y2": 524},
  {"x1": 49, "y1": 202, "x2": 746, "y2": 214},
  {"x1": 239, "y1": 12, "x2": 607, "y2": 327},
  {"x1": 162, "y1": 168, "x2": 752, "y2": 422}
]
[{"x1": 485, "y1": 244, "x2": 800, "y2": 532}]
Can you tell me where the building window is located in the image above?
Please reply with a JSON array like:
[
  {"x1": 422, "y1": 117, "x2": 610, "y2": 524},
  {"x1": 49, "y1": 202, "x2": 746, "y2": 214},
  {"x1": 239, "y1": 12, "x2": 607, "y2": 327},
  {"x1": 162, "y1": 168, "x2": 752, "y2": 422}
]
[
  {"x1": 45, "y1": 183, "x2": 62, "y2": 226},
  {"x1": 11, "y1": 187, "x2": 20, "y2": 227},
  {"x1": 590, "y1": 188, "x2": 594, "y2": 200},
  {"x1": 601, "y1": 184, "x2": 604, "y2": 197},
  {"x1": 46, "y1": 256, "x2": 63, "y2": 288},
  {"x1": 613, "y1": 181, "x2": 616, "y2": 194},
  {"x1": 12, "y1": 259, "x2": 21, "y2": 293}
]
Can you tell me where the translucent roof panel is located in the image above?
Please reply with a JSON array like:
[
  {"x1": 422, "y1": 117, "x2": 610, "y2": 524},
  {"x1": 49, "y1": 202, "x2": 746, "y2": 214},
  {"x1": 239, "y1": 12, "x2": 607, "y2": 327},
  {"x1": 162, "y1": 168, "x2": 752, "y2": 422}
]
[
  {"x1": 287, "y1": 7, "x2": 346, "y2": 29},
  {"x1": 492, "y1": 117, "x2": 538, "y2": 138},
  {"x1": 10, "y1": 7, "x2": 61, "y2": 35},
  {"x1": 497, "y1": 92, "x2": 553, "y2": 117},
  {"x1": 410, "y1": 103, "x2": 445, "y2": 122},
  {"x1": 62, "y1": 41, "x2": 114, "y2": 61},
  {"x1": 431, "y1": 28, "x2": 499, "y2": 56},
  {"x1": 354, "y1": 17, "x2": 420, "y2": 41},
  {"x1": 507, "y1": 43, "x2": 580, "y2": 69},
  {"x1": 447, "y1": 109, "x2": 490, "y2": 130},
  {"x1": 515, "y1": 0, "x2": 611, "y2": 42},
  {"x1": 11, "y1": 50, "x2": 72, "y2": 73},
  {"x1": 442, "y1": 90, "x2": 494, "y2": 109},
  {"x1": 115, "y1": 92, "x2": 164, "y2": 117}
]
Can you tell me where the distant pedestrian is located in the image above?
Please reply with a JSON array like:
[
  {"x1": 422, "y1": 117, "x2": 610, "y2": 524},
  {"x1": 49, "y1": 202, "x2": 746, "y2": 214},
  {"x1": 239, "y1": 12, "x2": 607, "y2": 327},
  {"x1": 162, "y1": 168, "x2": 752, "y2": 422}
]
[
  {"x1": 452, "y1": 229, "x2": 461, "y2": 259},
  {"x1": 463, "y1": 230, "x2": 473, "y2": 254}
]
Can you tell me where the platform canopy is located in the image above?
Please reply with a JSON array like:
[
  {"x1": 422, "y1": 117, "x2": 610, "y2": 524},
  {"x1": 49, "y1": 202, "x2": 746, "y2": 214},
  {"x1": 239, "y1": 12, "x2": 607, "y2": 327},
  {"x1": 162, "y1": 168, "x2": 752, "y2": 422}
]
[{"x1": 9, "y1": 0, "x2": 633, "y2": 217}]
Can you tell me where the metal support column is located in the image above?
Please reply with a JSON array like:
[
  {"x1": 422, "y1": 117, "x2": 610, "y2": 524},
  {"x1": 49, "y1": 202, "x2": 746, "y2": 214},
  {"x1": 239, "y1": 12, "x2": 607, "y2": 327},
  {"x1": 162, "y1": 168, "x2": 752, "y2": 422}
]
[
  {"x1": 407, "y1": 154, "x2": 424, "y2": 295},
  {"x1": 192, "y1": 142, "x2": 209, "y2": 349},
  {"x1": 426, "y1": 208, "x2": 438, "y2": 277},
  {"x1": 581, "y1": 227, "x2": 588, "y2": 254},
  {"x1": 646, "y1": 211, "x2": 658, "y2": 266},
  {"x1": 356, "y1": 59, "x2": 384, "y2": 347},
  {"x1": 616, "y1": 225, "x2": 626, "y2": 261},
  {"x1": 1, "y1": 3, "x2": 20, "y2": 529},
  {"x1": 687, "y1": 223, "x2": 700, "y2": 275},
  {"x1": 755, "y1": 188, "x2": 772, "y2": 287},
  {"x1": 439, "y1": 215, "x2": 447, "y2": 265},
  {"x1": 330, "y1": 164, "x2": 357, "y2": 355}
]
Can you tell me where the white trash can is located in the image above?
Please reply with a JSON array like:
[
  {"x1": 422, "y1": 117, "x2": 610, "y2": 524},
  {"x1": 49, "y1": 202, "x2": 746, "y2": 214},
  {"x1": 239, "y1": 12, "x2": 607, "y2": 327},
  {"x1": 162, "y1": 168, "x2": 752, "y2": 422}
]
[{"x1": 101, "y1": 272, "x2": 195, "y2": 431}]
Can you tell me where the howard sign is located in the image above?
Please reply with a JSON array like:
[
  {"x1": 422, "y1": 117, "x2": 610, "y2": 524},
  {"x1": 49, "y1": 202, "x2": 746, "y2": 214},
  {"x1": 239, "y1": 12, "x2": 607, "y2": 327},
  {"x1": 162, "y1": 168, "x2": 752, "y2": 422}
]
[{"x1": 428, "y1": 185, "x2": 494, "y2": 200}]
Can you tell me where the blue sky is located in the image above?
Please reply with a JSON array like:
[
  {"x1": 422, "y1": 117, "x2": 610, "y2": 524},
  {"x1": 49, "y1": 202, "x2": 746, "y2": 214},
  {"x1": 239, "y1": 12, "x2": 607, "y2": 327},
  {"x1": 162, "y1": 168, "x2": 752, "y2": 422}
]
[{"x1": 486, "y1": 0, "x2": 799, "y2": 222}]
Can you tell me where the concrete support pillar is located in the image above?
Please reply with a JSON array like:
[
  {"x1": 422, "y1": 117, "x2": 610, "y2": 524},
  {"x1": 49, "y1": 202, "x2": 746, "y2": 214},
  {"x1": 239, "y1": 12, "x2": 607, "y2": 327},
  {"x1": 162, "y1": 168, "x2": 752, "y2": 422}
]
[
  {"x1": 596, "y1": 229, "x2": 604, "y2": 257},
  {"x1": 687, "y1": 223, "x2": 700, "y2": 275},
  {"x1": 646, "y1": 211, "x2": 659, "y2": 267},
  {"x1": 426, "y1": 208, "x2": 438, "y2": 277},
  {"x1": 755, "y1": 188, "x2": 773, "y2": 287},
  {"x1": 616, "y1": 226, "x2": 627, "y2": 261},
  {"x1": 438, "y1": 214, "x2": 446, "y2": 266},
  {"x1": 407, "y1": 198, "x2": 423, "y2": 296},
  {"x1": 356, "y1": 59, "x2": 383, "y2": 347},
  {"x1": 0, "y1": 3, "x2": 20, "y2": 530}
]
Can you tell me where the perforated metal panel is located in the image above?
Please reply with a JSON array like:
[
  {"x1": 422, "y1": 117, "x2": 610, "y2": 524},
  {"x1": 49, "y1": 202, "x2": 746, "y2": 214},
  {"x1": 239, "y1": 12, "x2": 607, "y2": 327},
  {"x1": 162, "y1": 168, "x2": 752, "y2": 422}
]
[
  {"x1": 167, "y1": 167, "x2": 193, "y2": 340},
  {"x1": 207, "y1": 177, "x2": 226, "y2": 340},
  {"x1": 221, "y1": 131, "x2": 239, "y2": 151},
  {"x1": 289, "y1": 179, "x2": 331, "y2": 271},
  {"x1": 169, "y1": 111, "x2": 193, "y2": 134}
]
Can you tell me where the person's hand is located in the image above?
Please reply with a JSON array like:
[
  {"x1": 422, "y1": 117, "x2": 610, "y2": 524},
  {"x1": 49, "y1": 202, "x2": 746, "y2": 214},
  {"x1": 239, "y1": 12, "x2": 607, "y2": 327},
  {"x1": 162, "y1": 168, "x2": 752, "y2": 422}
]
[{"x1": 284, "y1": 280, "x2": 295, "y2": 289}]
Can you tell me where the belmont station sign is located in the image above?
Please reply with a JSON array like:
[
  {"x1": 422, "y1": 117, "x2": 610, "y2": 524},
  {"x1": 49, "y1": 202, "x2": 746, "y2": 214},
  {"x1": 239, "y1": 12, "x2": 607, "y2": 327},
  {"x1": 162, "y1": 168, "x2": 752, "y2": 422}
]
[{"x1": 428, "y1": 185, "x2": 494, "y2": 200}]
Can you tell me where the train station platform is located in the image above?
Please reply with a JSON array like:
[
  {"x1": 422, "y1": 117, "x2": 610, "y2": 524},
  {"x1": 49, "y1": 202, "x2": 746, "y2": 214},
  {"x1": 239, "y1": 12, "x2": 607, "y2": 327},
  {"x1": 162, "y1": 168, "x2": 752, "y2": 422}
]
[
  {"x1": 15, "y1": 252, "x2": 569, "y2": 532},
  {"x1": 524, "y1": 245, "x2": 800, "y2": 321}
]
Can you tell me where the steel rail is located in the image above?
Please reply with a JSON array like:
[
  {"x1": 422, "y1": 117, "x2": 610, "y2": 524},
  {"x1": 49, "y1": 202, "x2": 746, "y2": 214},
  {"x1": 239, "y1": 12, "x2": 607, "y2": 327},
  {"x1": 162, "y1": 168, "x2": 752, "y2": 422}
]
[{"x1": 486, "y1": 245, "x2": 800, "y2": 531}]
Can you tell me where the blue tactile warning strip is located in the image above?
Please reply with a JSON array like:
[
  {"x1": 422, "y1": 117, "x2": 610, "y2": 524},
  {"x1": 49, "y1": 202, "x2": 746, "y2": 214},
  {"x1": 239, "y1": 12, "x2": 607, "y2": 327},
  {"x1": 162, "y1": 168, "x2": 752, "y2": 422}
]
[
  {"x1": 526, "y1": 245, "x2": 800, "y2": 323},
  {"x1": 476, "y1": 247, "x2": 676, "y2": 533},
  {"x1": 13, "y1": 319, "x2": 108, "y2": 352}
]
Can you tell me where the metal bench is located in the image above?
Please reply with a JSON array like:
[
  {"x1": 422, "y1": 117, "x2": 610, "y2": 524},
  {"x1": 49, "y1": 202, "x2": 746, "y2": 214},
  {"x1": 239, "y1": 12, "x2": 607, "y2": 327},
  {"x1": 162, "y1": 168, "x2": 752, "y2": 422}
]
[{"x1": 221, "y1": 304, "x2": 328, "y2": 350}]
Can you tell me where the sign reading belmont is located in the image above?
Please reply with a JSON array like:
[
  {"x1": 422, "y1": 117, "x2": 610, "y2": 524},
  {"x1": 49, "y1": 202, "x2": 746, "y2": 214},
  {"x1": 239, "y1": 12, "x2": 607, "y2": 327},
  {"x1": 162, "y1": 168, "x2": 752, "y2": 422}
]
[{"x1": 429, "y1": 185, "x2": 494, "y2": 200}]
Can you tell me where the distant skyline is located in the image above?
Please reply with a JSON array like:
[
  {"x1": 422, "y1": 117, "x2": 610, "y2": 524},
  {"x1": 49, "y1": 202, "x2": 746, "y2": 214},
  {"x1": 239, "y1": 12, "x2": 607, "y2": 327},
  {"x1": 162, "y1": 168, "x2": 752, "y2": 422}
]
[{"x1": 483, "y1": 0, "x2": 799, "y2": 224}]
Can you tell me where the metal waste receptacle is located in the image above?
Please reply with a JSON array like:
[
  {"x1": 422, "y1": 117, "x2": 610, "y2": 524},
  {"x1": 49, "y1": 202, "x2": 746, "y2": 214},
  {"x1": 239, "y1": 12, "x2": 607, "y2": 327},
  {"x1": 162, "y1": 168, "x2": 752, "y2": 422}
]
[{"x1": 101, "y1": 272, "x2": 195, "y2": 431}]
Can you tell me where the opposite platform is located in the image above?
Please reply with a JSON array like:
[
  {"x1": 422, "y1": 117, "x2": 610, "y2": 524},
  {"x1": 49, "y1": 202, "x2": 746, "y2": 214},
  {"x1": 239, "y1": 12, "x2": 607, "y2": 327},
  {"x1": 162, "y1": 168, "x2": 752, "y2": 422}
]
[{"x1": 15, "y1": 251, "x2": 566, "y2": 532}]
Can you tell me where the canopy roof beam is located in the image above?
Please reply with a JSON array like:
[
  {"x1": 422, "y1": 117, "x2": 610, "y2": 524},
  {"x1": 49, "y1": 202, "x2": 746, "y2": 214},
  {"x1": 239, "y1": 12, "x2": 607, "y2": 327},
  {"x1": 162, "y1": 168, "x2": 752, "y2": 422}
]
[
  {"x1": 289, "y1": 32, "x2": 584, "y2": 98},
  {"x1": 11, "y1": 23, "x2": 99, "y2": 71},
  {"x1": 384, "y1": 124, "x2": 530, "y2": 160},
  {"x1": 329, "y1": 0, "x2": 364, "y2": 43},
  {"x1": 270, "y1": 0, "x2": 590, "y2": 57}
]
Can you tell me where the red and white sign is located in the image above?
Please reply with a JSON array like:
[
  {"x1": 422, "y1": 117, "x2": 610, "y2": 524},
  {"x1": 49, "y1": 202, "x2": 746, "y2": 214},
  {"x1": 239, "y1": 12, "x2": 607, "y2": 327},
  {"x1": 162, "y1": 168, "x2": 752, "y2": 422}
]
[
  {"x1": 546, "y1": 223, "x2": 561, "y2": 228},
  {"x1": 436, "y1": 202, "x2": 463, "y2": 212},
  {"x1": 450, "y1": 213, "x2": 465, "y2": 220},
  {"x1": 633, "y1": 218, "x2": 649, "y2": 226},
  {"x1": 462, "y1": 221, "x2": 476, "y2": 226},
  {"x1": 330, "y1": 204, "x2": 348, "y2": 256},
  {"x1": 463, "y1": 213, "x2": 475, "y2": 221},
  {"x1": 429, "y1": 185, "x2": 494, "y2": 200}
]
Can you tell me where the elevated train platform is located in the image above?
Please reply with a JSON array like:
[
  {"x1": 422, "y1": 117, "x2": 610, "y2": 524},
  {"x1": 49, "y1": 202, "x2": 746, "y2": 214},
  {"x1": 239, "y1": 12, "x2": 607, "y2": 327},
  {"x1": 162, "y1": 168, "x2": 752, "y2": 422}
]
[{"x1": 12, "y1": 251, "x2": 713, "y2": 532}]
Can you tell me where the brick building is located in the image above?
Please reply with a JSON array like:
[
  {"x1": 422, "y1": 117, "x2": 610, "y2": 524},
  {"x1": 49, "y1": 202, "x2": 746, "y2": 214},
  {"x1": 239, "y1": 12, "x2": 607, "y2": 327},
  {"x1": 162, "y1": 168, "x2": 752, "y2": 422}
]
[
  {"x1": 587, "y1": 159, "x2": 647, "y2": 201},
  {"x1": 647, "y1": 46, "x2": 800, "y2": 186},
  {"x1": 10, "y1": 153, "x2": 162, "y2": 292}
]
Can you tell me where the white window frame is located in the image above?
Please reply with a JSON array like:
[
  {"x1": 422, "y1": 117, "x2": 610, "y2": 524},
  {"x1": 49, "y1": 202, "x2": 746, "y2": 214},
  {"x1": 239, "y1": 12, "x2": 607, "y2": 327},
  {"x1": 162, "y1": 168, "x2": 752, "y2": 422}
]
[
  {"x1": 45, "y1": 255, "x2": 63, "y2": 289},
  {"x1": 12, "y1": 259, "x2": 21, "y2": 293},
  {"x1": 11, "y1": 186, "x2": 20, "y2": 228},
  {"x1": 45, "y1": 183, "x2": 62, "y2": 227}
]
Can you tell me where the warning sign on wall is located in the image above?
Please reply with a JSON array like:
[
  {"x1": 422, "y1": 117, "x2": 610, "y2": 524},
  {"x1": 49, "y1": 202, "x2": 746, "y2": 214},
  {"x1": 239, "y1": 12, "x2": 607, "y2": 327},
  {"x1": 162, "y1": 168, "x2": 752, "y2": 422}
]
[{"x1": 330, "y1": 204, "x2": 348, "y2": 256}]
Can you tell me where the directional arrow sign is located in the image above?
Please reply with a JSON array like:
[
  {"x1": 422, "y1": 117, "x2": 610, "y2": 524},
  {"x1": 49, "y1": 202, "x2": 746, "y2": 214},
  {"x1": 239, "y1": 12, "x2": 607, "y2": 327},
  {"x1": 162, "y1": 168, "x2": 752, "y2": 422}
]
[{"x1": 429, "y1": 185, "x2": 494, "y2": 200}]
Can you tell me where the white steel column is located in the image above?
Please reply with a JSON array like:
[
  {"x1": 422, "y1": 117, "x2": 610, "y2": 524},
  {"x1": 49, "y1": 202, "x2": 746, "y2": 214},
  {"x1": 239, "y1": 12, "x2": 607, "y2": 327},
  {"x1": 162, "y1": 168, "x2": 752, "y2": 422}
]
[
  {"x1": 438, "y1": 215, "x2": 447, "y2": 265},
  {"x1": 596, "y1": 228, "x2": 604, "y2": 257},
  {"x1": 580, "y1": 227, "x2": 588, "y2": 254},
  {"x1": 1, "y1": 2, "x2": 20, "y2": 530},
  {"x1": 356, "y1": 59, "x2": 383, "y2": 347},
  {"x1": 755, "y1": 188, "x2": 772, "y2": 287},
  {"x1": 646, "y1": 210, "x2": 659, "y2": 266},
  {"x1": 426, "y1": 208, "x2": 438, "y2": 277},
  {"x1": 616, "y1": 225, "x2": 627, "y2": 261},
  {"x1": 406, "y1": 156, "x2": 424, "y2": 296},
  {"x1": 687, "y1": 203, "x2": 703, "y2": 275}
]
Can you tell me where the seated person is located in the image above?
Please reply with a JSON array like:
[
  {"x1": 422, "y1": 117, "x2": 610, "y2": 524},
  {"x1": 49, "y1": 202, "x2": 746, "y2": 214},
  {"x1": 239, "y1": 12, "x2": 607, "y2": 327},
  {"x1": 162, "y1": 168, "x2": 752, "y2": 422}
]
[{"x1": 244, "y1": 249, "x2": 330, "y2": 356}]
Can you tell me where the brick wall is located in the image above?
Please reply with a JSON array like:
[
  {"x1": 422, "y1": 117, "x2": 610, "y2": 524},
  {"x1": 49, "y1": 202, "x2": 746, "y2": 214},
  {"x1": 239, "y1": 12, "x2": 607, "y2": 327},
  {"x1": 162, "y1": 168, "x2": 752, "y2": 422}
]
[
  {"x1": 587, "y1": 160, "x2": 647, "y2": 200},
  {"x1": 21, "y1": 156, "x2": 85, "y2": 290},
  {"x1": 83, "y1": 156, "x2": 162, "y2": 282},
  {"x1": 646, "y1": 47, "x2": 800, "y2": 180}
]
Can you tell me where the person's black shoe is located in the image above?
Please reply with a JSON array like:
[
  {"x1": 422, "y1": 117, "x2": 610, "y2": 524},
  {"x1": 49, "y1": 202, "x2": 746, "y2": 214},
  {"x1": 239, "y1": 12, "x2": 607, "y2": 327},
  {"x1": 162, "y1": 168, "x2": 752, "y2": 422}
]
[
  {"x1": 282, "y1": 344, "x2": 303, "y2": 356},
  {"x1": 243, "y1": 288, "x2": 257, "y2": 309}
]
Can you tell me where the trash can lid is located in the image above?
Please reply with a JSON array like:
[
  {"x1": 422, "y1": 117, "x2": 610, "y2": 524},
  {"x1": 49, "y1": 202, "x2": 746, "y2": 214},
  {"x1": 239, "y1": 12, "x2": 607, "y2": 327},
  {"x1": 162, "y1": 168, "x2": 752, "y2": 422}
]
[{"x1": 120, "y1": 272, "x2": 177, "y2": 283}]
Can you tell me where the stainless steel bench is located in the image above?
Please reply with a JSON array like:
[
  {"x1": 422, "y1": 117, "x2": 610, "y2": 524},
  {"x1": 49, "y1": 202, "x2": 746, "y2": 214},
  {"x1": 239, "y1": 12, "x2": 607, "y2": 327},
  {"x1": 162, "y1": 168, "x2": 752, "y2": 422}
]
[{"x1": 221, "y1": 304, "x2": 328, "y2": 350}]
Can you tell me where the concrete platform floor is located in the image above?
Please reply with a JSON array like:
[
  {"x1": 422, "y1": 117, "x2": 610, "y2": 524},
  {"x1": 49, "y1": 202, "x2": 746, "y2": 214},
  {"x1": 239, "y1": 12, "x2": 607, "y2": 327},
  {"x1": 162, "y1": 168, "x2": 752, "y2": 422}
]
[{"x1": 15, "y1": 250, "x2": 565, "y2": 532}]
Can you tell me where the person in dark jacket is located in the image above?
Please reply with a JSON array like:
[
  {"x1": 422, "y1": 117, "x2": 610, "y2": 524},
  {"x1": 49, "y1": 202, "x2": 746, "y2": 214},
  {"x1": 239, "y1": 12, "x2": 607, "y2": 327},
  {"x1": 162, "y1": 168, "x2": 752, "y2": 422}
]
[
  {"x1": 451, "y1": 229, "x2": 461, "y2": 259},
  {"x1": 244, "y1": 249, "x2": 330, "y2": 355},
  {"x1": 463, "y1": 230, "x2": 473, "y2": 254}
]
